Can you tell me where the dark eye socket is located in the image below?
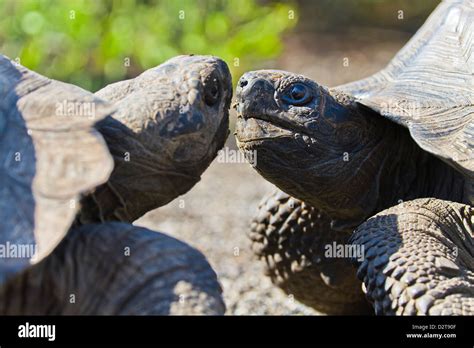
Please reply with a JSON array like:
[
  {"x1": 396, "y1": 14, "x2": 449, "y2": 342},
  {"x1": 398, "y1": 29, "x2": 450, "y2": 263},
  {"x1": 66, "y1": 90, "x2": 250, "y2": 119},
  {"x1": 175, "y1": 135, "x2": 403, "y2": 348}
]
[
  {"x1": 204, "y1": 73, "x2": 221, "y2": 106},
  {"x1": 282, "y1": 83, "x2": 312, "y2": 106}
]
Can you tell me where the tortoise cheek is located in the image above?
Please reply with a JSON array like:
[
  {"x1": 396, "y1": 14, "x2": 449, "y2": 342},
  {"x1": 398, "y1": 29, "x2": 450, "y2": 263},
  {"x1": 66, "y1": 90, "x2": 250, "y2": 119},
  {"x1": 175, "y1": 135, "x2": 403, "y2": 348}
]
[{"x1": 159, "y1": 111, "x2": 204, "y2": 138}]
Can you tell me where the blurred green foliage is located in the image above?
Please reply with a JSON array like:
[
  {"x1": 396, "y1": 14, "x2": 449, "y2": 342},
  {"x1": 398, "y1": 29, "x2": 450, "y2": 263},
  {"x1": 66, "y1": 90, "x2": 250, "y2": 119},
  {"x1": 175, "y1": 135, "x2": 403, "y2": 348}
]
[{"x1": 0, "y1": 0, "x2": 297, "y2": 91}]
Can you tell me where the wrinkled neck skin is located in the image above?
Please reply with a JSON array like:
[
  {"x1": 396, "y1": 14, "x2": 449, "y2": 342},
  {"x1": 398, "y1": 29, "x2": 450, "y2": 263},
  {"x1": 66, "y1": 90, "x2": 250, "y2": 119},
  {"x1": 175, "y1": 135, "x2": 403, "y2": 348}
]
[
  {"x1": 337, "y1": 107, "x2": 466, "y2": 230},
  {"x1": 77, "y1": 110, "x2": 228, "y2": 224},
  {"x1": 247, "y1": 90, "x2": 466, "y2": 232}
]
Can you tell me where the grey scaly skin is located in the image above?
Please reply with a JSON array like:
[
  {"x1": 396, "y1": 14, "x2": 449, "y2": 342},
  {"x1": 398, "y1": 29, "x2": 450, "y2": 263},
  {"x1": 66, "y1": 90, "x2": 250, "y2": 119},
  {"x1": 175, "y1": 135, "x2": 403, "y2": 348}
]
[
  {"x1": 350, "y1": 198, "x2": 474, "y2": 315},
  {"x1": 235, "y1": 0, "x2": 473, "y2": 315},
  {"x1": 249, "y1": 190, "x2": 372, "y2": 314},
  {"x1": 0, "y1": 54, "x2": 231, "y2": 315}
]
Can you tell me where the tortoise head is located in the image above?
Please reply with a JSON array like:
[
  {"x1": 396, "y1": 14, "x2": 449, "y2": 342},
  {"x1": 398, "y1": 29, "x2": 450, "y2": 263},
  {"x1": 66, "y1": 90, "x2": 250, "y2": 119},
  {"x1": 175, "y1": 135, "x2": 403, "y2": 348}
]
[
  {"x1": 235, "y1": 70, "x2": 385, "y2": 224},
  {"x1": 99, "y1": 55, "x2": 232, "y2": 170},
  {"x1": 140, "y1": 55, "x2": 232, "y2": 169},
  {"x1": 87, "y1": 55, "x2": 233, "y2": 222}
]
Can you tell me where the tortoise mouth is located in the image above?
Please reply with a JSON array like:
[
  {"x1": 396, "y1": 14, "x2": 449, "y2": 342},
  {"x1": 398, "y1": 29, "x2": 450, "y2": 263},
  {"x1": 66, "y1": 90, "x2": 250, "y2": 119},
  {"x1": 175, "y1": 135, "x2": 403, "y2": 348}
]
[
  {"x1": 235, "y1": 94, "x2": 319, "y2": 143},
  {"x1": 235, "y1": 115, "x2": 294, "y2": 144},
  {"x1": 235, "y1": 112, "x2": 318, "y2": 149}
]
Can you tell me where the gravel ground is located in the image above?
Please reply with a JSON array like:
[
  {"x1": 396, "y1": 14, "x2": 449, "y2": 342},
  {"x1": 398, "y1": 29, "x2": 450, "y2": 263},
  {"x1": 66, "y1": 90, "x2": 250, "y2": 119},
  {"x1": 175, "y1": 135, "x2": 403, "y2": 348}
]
[{"x1": 136, "y1": 31, "x2": 409, "y2": 315}]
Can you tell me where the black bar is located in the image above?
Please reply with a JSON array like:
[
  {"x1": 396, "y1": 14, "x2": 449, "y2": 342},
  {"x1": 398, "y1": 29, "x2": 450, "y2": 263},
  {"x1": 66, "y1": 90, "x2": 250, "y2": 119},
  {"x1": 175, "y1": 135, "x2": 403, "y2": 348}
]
[{"x1": 0, "y1": 316, "x2": 472, "y2": 346}]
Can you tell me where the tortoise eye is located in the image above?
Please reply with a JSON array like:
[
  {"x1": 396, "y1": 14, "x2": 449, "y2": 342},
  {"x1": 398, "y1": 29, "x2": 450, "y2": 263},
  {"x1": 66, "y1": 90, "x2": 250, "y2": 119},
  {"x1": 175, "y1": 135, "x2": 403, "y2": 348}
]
[
  {"x1": 203, "y1": 72, "x2": 221, "y2": 106},
  {"x1": 282, "y1": 83, "x2": 312, "y2": 106}
]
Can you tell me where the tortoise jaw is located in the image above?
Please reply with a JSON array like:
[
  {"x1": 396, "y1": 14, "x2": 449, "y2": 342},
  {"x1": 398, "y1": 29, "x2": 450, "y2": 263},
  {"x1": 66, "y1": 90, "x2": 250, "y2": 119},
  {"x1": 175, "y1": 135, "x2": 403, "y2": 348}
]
[
  {"x1": 235, "y1": 102, "x2": 318, "y2": 147},
  {"x1": 235, "y1": 115, "x2": 293, "y2": 144}
]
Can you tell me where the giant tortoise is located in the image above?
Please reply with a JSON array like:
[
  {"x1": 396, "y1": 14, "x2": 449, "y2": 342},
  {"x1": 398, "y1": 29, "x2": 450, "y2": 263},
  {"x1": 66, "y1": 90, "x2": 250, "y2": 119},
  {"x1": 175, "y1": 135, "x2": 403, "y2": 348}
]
[
  {"x1": 235, "y1": 0, "x2": 473, "y2": 315},
  {"x1": 0, "y1": 54, "x2": 232, "y2": 314}
]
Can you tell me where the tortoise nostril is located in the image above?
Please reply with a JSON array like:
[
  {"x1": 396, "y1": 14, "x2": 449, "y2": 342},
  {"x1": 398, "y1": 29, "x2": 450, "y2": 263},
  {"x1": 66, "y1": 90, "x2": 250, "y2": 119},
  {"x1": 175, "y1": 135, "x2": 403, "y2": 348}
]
[{"x1": 239, "y1": 79, "x2": 248, "y2": 88}]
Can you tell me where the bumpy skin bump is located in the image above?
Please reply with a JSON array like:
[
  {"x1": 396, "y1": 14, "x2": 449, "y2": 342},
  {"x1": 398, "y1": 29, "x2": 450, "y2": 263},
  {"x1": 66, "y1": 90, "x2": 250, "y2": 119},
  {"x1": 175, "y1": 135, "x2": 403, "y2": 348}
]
[
  {"x1": 0, "y1": 223, "x2": 225, "y2": 315},
  {"x1": 350, "y1": 198, "x2": 474, "y2": 315},
  {"x1": 250, "y1": 190, "x2": 372, "y2": 314},
  {"x1": 79, "y1": 55, "x2": 232, "y2": 224}
]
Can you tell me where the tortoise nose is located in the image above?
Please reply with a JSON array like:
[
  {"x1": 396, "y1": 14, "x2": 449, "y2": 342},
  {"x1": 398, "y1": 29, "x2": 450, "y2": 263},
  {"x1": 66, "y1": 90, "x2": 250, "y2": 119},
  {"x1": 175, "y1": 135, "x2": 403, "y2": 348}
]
[
  {"x1": 237, "y1": 74, "x2": 252, "y2": 97},
  {"x1": 236, "y1": 74, "x2": 274, "y2": 101}
]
